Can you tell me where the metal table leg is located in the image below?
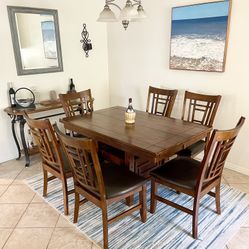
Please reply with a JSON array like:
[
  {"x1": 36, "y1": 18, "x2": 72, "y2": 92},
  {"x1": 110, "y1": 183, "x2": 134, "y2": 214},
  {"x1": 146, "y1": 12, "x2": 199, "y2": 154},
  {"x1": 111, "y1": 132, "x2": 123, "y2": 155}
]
[
  {"x1": 10, "y1": 114, "x2": 21, "y2": 159},
  {"x1": 19, "y1": 115, "x2": 30, "y2": 167}
]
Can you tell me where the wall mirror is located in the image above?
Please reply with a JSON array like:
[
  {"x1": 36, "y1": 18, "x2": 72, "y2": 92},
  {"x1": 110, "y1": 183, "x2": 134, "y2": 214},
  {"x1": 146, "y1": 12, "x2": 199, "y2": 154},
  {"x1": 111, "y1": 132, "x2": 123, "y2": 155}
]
[{"x1": 7, "y1": 6, "x2": 63, "y2": 75}]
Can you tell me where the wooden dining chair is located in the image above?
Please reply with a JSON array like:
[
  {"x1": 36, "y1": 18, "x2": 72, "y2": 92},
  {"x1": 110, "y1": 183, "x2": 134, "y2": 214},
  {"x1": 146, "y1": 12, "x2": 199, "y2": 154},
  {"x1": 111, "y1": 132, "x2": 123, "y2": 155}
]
[
  {"x1": 150, "y1": 116, "x2": 245, "y2": 239},
  {"x1": 59, "y1": 89, "x2": 94, "y2": 117},
  {"x1": 26, "y1": 117, "x2": 74, "y2": 215},
  {"x1": 146, "y1": 86, "x2": 178, "y2": 117},
  {"x1": 59, "y1": 89, "x2": 125, "y2": 166},
  {"x1": 55, "y1": 125, "x2": 147, "y2": 249},
  {"x1": 177, "y1": 91, "x2": 221, "y2": 157}
]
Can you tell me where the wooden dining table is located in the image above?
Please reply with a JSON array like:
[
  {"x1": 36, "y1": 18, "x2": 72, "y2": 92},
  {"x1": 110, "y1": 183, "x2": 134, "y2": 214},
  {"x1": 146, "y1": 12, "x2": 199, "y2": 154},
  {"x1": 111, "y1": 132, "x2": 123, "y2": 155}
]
[{"x1": 60, "y1": 106, "x2": 212, "y2": 177}]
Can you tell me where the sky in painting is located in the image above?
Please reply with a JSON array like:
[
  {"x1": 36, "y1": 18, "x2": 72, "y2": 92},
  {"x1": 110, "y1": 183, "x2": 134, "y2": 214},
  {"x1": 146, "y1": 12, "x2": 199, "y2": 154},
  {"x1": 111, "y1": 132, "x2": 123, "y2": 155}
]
[{"x1": 172, "y1": 1, "x2": 230, "y2": 21}]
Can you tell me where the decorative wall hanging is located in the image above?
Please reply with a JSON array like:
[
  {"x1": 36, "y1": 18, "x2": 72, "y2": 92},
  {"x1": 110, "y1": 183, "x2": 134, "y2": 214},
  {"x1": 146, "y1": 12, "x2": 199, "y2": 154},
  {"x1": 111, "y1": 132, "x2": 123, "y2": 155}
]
[
  {"x1": 80, "y1": 24, "x2": 92, "y2": 57},
  {"x1": 169, "y1": 0, "x2": 232, "y2": 72}
]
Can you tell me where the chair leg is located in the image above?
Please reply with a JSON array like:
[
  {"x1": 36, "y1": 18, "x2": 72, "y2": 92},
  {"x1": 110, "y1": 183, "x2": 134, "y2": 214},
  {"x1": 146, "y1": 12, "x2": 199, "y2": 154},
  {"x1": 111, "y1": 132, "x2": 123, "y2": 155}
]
[
  {"x1": 139, "y1": 185, "x2": 147, "y2": 222},
  {"x1": 150, "y1": 179, "x2": 158, "y2": 214},
  {"x1": 43, "y1": 169, "x2": 48, "y2": 197},
  {"x1": 102, "y1": 205, "x2": 108, "y2": 249},
  {"x1": 215, "y1": 184, "x2": 221, "y2": 214},
  {"x1": 62, "y1": 177, "x2": 69, "y2": 216},
  {"x1": 126, "y1": 195, "x2": 134, "y2": 206},
  {"x1": 73, "y1": 192, "x2": 80, "y2": 223},
  {"x1": 192, "y1": 196, "x2": 200, "y2": 239}
]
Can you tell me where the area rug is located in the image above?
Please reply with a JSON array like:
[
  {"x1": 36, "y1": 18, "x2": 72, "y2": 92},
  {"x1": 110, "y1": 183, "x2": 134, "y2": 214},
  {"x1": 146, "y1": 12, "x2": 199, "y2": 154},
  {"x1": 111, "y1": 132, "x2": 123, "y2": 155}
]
[{"x1": 26, "y1": 174, "x2": 249, "y2": 249}]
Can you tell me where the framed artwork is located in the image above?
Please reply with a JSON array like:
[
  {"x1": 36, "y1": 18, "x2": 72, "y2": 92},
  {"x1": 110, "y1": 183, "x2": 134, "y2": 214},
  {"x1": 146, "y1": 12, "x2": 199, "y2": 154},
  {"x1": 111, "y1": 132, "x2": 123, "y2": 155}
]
[
  {"x1": 41, "y1": 20, "x2": 57, "y2": 59},
  {"x1": 169, "y1": 0, "x2": 232, "y2": 72}
]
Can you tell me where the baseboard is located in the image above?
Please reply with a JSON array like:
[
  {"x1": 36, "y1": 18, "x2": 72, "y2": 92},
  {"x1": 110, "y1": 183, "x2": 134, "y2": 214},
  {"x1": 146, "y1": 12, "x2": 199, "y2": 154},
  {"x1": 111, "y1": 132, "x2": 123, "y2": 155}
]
[
  {"x1": 195, "y1": 153, "x2": 249, "y2": 176},
  {"x1": 224, "y1": 161, "x2": 249, "y2": 176}
]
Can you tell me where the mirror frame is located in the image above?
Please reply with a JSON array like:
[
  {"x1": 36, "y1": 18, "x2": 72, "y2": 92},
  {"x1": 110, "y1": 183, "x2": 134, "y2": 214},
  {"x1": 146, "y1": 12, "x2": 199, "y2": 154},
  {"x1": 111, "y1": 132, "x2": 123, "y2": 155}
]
[{"x1": 7, "y1": 6, "x2": 63, "y2": 75}]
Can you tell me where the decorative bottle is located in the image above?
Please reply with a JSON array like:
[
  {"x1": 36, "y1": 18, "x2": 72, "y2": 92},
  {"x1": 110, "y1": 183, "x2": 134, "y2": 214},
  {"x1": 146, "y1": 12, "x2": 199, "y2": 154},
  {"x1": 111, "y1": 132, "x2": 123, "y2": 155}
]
[
  {"x1": 125, "y1": 98, "x2": 136, "y2": 124},
  {"x1": 8, "y1": 82, "x2": 16, "y2": 107},
  {"x1": 68, "y1": 78, "x2": 76, "y2": 93}
]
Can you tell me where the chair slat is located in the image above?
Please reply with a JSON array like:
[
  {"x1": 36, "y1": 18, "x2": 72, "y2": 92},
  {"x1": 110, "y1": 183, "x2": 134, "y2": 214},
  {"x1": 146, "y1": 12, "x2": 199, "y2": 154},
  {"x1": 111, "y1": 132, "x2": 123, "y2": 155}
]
[{"x1": 146, "y1": 86, "x2": 178, "y2": 118}]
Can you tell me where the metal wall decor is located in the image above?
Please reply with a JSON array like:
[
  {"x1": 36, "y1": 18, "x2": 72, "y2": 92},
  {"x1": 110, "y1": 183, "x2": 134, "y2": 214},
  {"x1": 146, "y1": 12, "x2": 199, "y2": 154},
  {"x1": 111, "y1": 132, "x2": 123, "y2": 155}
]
[{"x1": 80, "y1": 23, "x2": 92, "y2": 57}]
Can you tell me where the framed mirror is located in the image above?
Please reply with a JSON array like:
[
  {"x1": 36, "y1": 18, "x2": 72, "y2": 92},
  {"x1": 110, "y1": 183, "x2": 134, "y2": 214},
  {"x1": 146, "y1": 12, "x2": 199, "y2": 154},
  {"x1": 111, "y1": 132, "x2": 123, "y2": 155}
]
[{"x1": 7, "y1": 6, "x2": 63, "y2": 75}]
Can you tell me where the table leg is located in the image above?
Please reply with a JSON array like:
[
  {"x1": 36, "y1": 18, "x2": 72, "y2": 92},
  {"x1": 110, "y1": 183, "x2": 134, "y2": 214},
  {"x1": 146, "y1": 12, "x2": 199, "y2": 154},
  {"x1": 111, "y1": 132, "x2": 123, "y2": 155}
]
[
  {"x1": 125, "y1": 152, "x2": 135, "y2": 172},
  {"x1": 125, "y1": 152, "x2": 135, "y2": 206},
  {"x1": 19, "y1": 116, "x2": 30, "y2": 167},
  {"x1": 10, "y1": 115, "x2": 21, "y2": 159}
]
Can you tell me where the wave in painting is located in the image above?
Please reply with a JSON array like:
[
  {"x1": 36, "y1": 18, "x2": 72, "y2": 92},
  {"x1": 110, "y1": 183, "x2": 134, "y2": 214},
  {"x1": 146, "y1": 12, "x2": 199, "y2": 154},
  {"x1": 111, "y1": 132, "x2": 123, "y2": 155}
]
[{"x1": 170, "y1": 16, "x2": 228, "y2": 72}]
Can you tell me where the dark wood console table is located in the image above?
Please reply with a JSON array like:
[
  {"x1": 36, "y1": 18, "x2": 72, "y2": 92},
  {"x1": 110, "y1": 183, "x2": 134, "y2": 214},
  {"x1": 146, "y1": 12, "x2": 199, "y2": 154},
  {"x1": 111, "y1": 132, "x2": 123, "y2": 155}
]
[{"x1": 4, "y1": 102, "x2": 65, "y2": 167}]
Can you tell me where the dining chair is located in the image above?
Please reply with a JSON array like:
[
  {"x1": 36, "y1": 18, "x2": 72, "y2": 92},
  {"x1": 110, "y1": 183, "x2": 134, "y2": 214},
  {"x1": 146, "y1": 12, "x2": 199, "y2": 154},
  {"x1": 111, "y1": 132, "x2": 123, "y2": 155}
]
[
  {"x1": 177, "y1": 91, "x2": 221, "y2": 157},
  {"x1": 55, "y1": 125, "x2": 147, "y2": 249},
  {"x1": 146, "y1": 86, "x2": 178, "y2": 117},
  {"x1": 26, "y1": 117, "x2": 73, "y2": 215},
  {"x1": 59, "y1": 89, "x2": 94, "y2": 117},
  {"x1": 59, "y1": 89, "x2": 125, "y2": 166},
  {"x1": 150, "y1": 116, "x2": 245, "y2": 239}
]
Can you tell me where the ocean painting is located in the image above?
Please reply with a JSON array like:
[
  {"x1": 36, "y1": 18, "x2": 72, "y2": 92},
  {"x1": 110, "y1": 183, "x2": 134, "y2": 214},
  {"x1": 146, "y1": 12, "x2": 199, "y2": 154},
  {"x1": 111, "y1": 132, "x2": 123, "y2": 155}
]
[{"x1": 170, "y1": 1, "x2": 231, "y2": 72}]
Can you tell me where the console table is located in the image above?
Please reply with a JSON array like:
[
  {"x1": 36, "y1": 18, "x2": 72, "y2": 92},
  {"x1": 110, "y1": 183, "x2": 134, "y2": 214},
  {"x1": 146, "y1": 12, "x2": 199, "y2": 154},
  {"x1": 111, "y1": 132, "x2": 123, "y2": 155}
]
[{"x1": 4, "y1": 102, "x2": 65, "y2": 167}]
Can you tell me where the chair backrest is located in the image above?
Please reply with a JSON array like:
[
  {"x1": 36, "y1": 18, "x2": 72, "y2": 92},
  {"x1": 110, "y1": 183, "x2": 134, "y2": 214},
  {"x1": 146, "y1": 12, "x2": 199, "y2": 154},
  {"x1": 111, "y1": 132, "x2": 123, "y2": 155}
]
[
  {"x1": 26, "y1": 117, "x2": 64, "y2": 173},
  {"x1": 55, "y1": 125, "x2": 105, "y2": 198},
  {"x1": 198, "y1": 117, "x2": 245, "y2": 188},
  {"x1": 146, "y1": 86, "x2": 178, "y2": 117},
  {"x1": 182, "y1": 91, "x2": 221, "y2": 126},
  {"x1": 59, "y1": 89, "x2": 94, "y2": 117}
]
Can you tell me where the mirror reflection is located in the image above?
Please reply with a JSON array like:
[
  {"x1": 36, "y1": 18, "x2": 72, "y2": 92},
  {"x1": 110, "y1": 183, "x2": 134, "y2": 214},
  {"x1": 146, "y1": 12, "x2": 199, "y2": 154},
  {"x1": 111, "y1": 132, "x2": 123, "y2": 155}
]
[
  {"x1": 8, "y1": 6, "x2": 63, "y2": 75},
  {"x1": 16, "y1": 13, "x2": 58, "y2": 69}
]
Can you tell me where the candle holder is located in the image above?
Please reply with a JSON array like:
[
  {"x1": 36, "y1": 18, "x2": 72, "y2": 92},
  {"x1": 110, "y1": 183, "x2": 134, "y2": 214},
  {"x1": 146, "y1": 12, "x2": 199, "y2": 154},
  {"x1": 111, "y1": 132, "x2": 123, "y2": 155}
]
[{"x1": 80, "y1": 23, "x2": 92, "y2": 58}]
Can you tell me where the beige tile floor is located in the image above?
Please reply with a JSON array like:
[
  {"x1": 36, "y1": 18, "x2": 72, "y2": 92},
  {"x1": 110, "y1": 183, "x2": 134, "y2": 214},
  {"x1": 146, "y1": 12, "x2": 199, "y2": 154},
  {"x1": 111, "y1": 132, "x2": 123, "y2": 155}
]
[{"x1": 0, "y1": 155, "x2": 249, "y2": 249}]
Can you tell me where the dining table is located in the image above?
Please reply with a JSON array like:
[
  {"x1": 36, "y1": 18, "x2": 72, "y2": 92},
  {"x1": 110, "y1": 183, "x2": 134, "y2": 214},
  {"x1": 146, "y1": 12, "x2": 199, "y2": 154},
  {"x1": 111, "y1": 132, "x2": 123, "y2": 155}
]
[{"x1": 60, "y1": 106, "x2": 212, "y2": 177}]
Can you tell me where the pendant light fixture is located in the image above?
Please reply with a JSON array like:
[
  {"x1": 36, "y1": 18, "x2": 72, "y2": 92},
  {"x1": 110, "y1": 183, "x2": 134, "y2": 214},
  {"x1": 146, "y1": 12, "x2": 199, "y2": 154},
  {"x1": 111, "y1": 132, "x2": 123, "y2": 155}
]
[{"x1": 97, "y1": 0, "x2": 147, "y2": 30}]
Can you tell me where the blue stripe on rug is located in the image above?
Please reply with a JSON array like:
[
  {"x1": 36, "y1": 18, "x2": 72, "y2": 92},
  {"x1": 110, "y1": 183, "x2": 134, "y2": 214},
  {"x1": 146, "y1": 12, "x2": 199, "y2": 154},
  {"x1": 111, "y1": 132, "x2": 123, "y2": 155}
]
[{"x1": 25, "y1": 174, "x2": 249, "y2": 249}]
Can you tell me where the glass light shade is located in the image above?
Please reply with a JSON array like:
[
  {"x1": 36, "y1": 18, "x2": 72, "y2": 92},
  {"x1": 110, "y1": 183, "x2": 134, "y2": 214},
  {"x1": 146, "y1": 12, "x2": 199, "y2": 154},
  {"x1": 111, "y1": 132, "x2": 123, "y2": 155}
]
[
  {"x1": 137, "y1": 5, "x2": 147, "y2": 19},
  {"x1": 97, "y1": 5, "x2": 118, "y2": 22},
  {"x1": 131, "y1": 5, "x2": 147, "y2": 22},
  {"x1": 119, "y1": 0, "x2": 138, "y2": 20}
]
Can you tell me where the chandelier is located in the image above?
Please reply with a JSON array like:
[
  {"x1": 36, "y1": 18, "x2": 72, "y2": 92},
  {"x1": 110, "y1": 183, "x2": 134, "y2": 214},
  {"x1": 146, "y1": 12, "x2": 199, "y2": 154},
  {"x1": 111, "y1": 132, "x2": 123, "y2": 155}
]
[{"x1": 97, "y1": 0, "x2": 147, "y2": 30}]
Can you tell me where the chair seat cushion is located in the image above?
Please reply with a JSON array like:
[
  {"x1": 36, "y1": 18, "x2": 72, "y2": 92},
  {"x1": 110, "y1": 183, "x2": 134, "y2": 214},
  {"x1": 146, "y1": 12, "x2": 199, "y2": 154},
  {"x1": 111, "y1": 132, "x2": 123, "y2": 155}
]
[
  {"x1": 150, "y1": 157, "x2": 201, "y2": 190},
  {"x1": 177, "y1": 140, "x2": 205, "y2": 157},
  {"x1": 101, "y1": 163, "x2": 147, "y2": 199}
]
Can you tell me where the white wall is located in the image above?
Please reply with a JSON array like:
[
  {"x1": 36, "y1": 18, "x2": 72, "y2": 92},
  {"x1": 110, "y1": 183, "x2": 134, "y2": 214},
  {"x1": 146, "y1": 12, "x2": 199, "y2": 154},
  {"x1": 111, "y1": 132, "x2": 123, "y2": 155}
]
[
  {"x1": 0, "y1": 0, "x2": 110, "y2": 162},
  {"x1": 107, "y1": 0, "x2": 249, "y2": 175}
]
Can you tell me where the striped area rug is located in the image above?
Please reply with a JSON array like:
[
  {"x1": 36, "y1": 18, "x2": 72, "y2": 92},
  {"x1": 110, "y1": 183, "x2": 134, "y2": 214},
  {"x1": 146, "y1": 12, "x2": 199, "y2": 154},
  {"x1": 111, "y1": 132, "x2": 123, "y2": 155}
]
[{"x1": 26, "y1": 174, "x2": 249, "y2": 249}]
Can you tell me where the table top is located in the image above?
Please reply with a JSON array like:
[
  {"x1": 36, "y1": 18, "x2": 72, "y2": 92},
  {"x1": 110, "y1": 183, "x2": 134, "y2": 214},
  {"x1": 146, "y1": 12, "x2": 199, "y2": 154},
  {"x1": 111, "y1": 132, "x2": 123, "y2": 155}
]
[
  {"x1": 4, "y1": 102, "x2": 63, "y2": 116},
  {"x1": 60, "y1": 106, "x2": 212, "y2": 162}
]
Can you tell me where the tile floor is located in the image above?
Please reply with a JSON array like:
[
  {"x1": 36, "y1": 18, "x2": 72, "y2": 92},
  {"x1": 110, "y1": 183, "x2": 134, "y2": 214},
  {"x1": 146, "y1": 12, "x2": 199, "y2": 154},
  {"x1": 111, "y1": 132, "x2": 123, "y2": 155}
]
[{"x1": 0, "y1": 155, "x2": 249, "y2": 249}]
